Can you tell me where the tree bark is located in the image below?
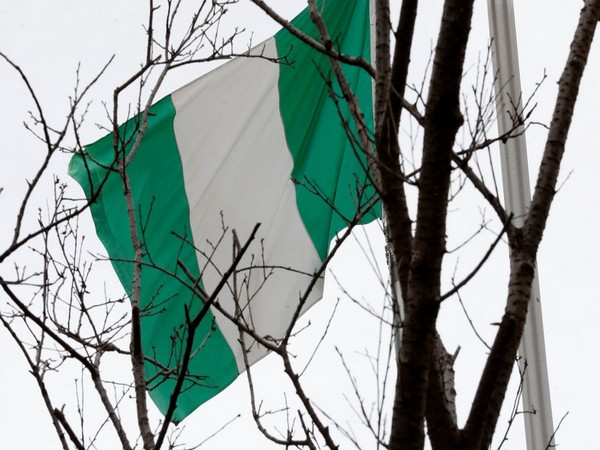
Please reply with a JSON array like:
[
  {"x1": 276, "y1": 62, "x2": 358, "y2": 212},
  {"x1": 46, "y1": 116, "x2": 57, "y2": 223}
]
[
  {"x1": 387, "y1": 0, "x2": 475, "y2": 448},
  {"x1": 376, "y1": 0, "x2": 418, "y2": 296}
]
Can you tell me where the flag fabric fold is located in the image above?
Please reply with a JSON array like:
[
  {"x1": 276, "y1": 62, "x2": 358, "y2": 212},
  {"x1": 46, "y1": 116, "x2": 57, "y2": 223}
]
[{"x1": 69, "y1": 0, "x2": 379, "y2": 422}]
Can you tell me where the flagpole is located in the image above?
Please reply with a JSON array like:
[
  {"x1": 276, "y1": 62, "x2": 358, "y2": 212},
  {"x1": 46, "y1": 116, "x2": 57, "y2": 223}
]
[{"x1": 487, "y1": 1, "x2": 555, "y2": 448}]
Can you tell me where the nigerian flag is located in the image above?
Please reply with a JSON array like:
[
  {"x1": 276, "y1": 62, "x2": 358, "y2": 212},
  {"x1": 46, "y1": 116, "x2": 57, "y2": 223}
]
[{"x1": 69, "y1": 0, "x2": 379, "y2": 422}]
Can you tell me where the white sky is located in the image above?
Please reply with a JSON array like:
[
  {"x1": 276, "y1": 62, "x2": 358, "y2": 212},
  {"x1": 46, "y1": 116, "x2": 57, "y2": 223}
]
[{"x1": 0, "y1": 1, "x2": 599, "y2": 449}]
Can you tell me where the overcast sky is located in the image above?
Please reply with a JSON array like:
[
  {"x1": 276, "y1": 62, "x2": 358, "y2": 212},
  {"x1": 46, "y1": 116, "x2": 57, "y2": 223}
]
[{"x1": 1, "y1": 1, "x2": 599, "y2": 449}]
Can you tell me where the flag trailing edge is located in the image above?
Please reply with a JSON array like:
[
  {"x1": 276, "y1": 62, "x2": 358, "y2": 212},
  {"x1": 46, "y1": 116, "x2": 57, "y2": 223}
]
[{"x1": 69, "y1": 0, "x2": 379, "y2": 422}]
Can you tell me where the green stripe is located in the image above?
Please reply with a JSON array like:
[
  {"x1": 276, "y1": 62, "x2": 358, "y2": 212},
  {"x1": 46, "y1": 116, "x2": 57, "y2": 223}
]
[
  {"x1": 275, "y1": 0, "x2": 379, "y2": 261},
  {"x1": 68, "y1": 97, "x2": 238, "y2": 422}
]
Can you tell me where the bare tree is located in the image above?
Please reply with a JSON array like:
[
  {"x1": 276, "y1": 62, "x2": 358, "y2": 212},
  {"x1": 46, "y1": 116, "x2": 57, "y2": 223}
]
[
  {"x1": 1, "y1": 0, "x2": 599, "y2": 449},
  {"x1": 244, "y1": 0, "x2": 600, "y2": 449},
  {"x1": 0, "y1": 1, "x2": 255, "y2": 449}
]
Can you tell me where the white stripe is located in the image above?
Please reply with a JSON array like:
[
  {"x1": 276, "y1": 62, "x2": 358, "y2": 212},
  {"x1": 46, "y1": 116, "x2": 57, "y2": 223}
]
[{"x1": 171, "y1": 38, "x2": 323, "y2": 371}]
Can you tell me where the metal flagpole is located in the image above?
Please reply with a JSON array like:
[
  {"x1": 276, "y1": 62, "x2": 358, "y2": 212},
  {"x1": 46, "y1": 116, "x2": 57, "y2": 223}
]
[{"x1": 487, "y1": 1, "x2": 555, "y2": 448}]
